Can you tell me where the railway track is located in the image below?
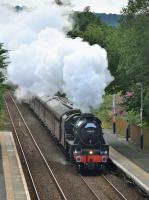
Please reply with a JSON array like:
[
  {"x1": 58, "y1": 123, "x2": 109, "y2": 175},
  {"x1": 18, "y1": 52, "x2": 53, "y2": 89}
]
[
  {"x1": 5, "y1": 92, "x2": 67, "y2": 200},
  {"x1": 102, "y1": 175, "x2": 128, "y2": 200},
  {"x1": 5, "y1": 99, "x2": 40, "y2": 200},
  {"x1": 80, "y1": 175, "x2": 102, "y2": 200},
  {"x1": 80, "y1": 174, "x2": 128, "y2": 200},
  {"x1": 5, "y1": 92, "x2": 102, "y2": 200},
  {"x1": 5, "y1": 92, "x2": 144, "y2": 200}
]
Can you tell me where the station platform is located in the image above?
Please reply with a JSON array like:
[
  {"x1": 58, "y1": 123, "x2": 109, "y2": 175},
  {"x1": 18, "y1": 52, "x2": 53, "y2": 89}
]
[
  {"x1": 0, "y1": 132, "x2": 31, "y2": 200},
  {"x1": 103, "y1": 129, "x2": 149, "y2": 195}
]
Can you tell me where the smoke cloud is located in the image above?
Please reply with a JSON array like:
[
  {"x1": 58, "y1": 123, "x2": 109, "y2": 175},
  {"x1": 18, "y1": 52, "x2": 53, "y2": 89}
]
[{"x1": 0, "y1": 1, "x2": 114, "y2": 111}]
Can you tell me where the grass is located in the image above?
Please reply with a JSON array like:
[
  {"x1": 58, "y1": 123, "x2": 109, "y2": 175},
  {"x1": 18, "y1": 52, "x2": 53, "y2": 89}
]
[{"x1": 0, "y1": 88, "x2": 10, "y2": 130}]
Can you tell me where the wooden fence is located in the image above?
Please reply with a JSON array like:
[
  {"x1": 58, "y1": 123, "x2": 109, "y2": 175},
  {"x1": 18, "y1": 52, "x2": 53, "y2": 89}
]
[{"x1": 116, "y1": 118, "x2": 149, "y2": 150}]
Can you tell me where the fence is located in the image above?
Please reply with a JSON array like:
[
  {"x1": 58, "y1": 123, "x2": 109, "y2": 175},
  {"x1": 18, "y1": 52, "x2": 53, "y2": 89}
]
[{"x1": 116, "y1": 118, "x2": 149, "y2": 150}]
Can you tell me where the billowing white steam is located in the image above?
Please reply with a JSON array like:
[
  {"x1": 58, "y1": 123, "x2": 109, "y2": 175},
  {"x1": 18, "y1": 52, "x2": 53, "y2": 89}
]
[{"x1": 0, "y1": 1, "x2": 113, "y2": 111}]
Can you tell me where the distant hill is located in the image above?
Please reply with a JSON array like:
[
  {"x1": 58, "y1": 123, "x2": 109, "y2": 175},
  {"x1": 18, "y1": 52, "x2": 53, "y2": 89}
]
[
  {"x1": 96, "y1": 13, "x2": 121, "y2": 26},
  {"x1": 13, "y1": 6, "x2": 120, "y2": 27}
]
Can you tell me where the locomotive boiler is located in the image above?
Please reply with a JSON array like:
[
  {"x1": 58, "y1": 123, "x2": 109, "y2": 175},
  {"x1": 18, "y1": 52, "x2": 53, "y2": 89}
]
[{"x1": 29, "y1": 96, "x2": 109, "y2": 171}]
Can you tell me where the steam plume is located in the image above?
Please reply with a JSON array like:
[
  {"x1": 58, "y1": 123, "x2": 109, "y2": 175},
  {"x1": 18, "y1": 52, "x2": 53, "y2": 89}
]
[{"x1": 0, "y1": 1, "x2": 113, "y2": 111}]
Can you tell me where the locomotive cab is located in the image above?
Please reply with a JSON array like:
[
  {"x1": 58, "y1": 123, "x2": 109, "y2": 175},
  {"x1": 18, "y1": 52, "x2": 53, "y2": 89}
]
[{"x1": 73, "y1": 114, "x2": 104, "y2": 147}]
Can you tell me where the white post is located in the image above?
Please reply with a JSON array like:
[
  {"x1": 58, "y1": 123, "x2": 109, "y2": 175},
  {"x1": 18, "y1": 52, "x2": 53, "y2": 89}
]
[
  {"x1": 136, "y1": 82, "x2": 144, "y2": 149},
  {"x1": 112, "y1": 94, "x2": 116, "y2": 134},
  {"x1": 140, "y1": 83, "x2": 143, "y2": 149}
]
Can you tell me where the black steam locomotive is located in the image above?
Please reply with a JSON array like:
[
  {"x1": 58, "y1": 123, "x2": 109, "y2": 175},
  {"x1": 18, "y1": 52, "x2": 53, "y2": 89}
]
[{"x1": 29, "y1": 96, "x2": 109, "y2": 171}]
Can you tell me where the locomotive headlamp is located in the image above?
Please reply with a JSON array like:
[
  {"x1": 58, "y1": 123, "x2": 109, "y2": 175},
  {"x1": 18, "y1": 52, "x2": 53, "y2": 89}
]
[
  {"x1": 101, "y1": 150, "x2": 108, "y2": 155},
  {"x1": 103, "y1": 150, "x2": 108, "y2": 154},
  {"x1": 89, "y1": 150, "x2": 93, "y2": 155},
  {"x1": 74, "y1": 150, "x2": 77, "y2": 154}
]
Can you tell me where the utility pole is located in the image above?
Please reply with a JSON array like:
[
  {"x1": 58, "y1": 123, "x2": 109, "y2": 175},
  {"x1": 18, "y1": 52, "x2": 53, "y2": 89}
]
[
  {"x1": 140, "y1": 83, "x2": 143, "y2": 149},
  {"x1": 136, "y1": 82, "x2": 144, "y2": 149},
  {"x1": 112, "y1": 94, "x2": 116, "y2": 134}
]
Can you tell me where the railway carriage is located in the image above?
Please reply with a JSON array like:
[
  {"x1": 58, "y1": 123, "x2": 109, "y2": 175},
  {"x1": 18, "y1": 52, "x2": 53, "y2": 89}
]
[{"x1": 29, "y1": 96, "x2": 109, "y2": 171}]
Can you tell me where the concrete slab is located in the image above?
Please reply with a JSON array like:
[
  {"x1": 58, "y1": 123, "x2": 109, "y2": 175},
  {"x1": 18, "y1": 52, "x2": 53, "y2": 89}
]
[
  {"x1": 104, "y1": 129, "x2": 149, "y2": 173},
  {"x1": 110, "y1": 147, "x2": 149, "y2": 195},
  {"x1": 103, "y1": 129, "x2": 149, "y2": 195},
  {"x1": 0, "y1": 132, "x2": 31, "y2": 200},
  {"x1": 0, "y1": 145, "x2": 6, "y2": 200}
]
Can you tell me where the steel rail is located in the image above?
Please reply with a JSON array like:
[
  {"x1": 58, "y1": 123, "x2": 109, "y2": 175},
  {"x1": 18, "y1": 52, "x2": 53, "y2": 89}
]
[
  {"x1": 102, "y1": 175, "x2": 128, "y2": 200},
  {"x1": 80, "y1": 174, "x2": 128, "y2": 200},
  {"x1": 7, "y1": 93, "x2": 68, "y2": 200},
  {"x1": 7, "y1": 92, "x2": 128, "y2": 200},
  {"x1": 80, "y1": 175, "x2": 102, "y2": 200},
  {"x1": 5, "y1": 98, "x2": 41, "y2": 200}
]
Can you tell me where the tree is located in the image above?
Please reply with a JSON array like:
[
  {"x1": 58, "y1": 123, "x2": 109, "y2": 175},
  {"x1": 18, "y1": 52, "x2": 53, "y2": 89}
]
[
  {"x1": 122, "y1": 0, "x2": 149, "y2": 15},
  {"x1": 105, "y1": 27, "x2": 123, "y2": 93},
  {"x1": 81, "y1": 24, "x2": 105, "y2": 46},
  {"x1": 55, "y1": 0, "x2": 70, "y2": 6},
  {"x1": 0, "y1": 44, "x2": 8, "y2": 112},
  {"x1": 113, "y1": 0, "x2": 149, "y2": 122},
  {"x1": 68, "y1": 7, "x2": 104, "y2": 37},
  {"x1": 0, "y1": 44, "x2": 7, "y2": 83},
  {"x1": 68, "y1": 0, "x2": 149, "y2": 123},
  {"x1": 55, "y1": 0, "x2": 63, "y2": 5}
]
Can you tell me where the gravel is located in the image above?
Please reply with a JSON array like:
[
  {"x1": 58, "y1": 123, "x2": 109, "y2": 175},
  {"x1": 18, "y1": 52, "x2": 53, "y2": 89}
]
[{"x1": 5, "y1": 93, "x2": 147, "y2": 200}]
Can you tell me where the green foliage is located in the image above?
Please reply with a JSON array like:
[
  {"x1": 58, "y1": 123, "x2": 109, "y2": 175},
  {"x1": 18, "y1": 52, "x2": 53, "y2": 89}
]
[
  {"x1": 0, "y1": 44, "x2": 8, "y2": 70},
  {"x1": 55, "y1": 91, "x2": 66, "y2": 97},
  {"x1": 104, "y1": 0, "x2": 149, "y2": 123},
  {"x1": 115, "y1": 0, "x2": 149, "y2": 122},
  {"x1": 122, "y1": 0, "x2": 149, "y2": 15},
  {"x1": 0, "y1": 86, "x2": 6, "y2": 129},
  {"x1": 124, "y1": 110, "x2": 140, "y2": 124},
  {"x1": 55, "y1": 0, "x2": 63, "y2": 5},
  {"x1": 0, "y1": 85, "x2": 9, "y2": 129},
  {"x1": 0, "y1": 43, "x2": 8, "y2": 77},
  {"x1": 93, "y1": 95, "x2": 113, "y2": 128},
  {"x1": 69, "y1": 2, "x2": 149, "y2": 124},
  {"x1": 68, "y1": 7, "x2": 110, "y2": 48},
  {"x1": 81, "y1": 24, "x2": 105, "y2": 46},
  {"x1": 0, "y1": 44, "x2": 8, "y2": 119},
  {"x1": 105, "y1": 28, "x2": 122, "y2": 93}
]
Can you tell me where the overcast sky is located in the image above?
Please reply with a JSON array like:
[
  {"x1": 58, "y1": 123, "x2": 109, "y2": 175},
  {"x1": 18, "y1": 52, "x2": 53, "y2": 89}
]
[
  {"x1": 0, "y1": 0, "x2": 128, "y2": 13},
  {"x1": 71, "y1": 0, "x2": 128, "y2": 13}
]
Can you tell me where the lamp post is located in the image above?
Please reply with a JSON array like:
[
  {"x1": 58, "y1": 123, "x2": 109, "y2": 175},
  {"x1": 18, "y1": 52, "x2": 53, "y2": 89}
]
[
  {"x1": 112, "y1": 94, "x2": 116, "y2": 134},
  {"x1": 136, "y1": 82, "x2": 144, "y2": 149}
]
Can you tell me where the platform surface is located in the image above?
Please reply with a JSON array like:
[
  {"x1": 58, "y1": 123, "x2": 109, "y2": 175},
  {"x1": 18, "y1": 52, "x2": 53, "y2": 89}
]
[
  {"x1": 0, "y1": 145, "x2": 6, "y2": 200},
  {"x1": 0, "y1": 132, "x2": 31, "y2": 200},
  {"x1": 104, "y1": 129, "x2": 149, "y2": 195}
]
